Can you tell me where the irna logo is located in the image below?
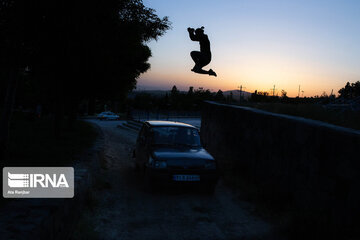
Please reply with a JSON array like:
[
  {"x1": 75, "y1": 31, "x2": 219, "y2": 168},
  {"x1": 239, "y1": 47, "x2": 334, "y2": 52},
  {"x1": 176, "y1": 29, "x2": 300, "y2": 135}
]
[
  {"x1": 8, "y1": 172, "x2": 69, "y2": 188},
  {"x1": 3, "y1": 167, "x2": 74, "y2": 198}
]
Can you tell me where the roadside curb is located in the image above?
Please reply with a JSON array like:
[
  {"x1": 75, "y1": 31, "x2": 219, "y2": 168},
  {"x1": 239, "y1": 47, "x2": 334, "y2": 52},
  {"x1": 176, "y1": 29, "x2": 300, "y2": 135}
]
[{"x1": 0, "y1": 122, "x2": 105, "y2": 240}]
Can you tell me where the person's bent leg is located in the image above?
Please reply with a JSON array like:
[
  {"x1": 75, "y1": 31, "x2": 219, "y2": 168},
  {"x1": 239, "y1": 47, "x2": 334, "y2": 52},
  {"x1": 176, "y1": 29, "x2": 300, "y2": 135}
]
[
  {"x1": 192, "y1": 67, "x2": 217, "y2": 77},
  {"x1": 191, "y1": 51, "x2": 202, "y2": 71},
  {"x1": 191, "y1": 63, "x2": 202, "y2": 72},
  {"x1": 191, "y1": 51, "x2": 206, "y2": 71},
  {"x1": 190, "y1": 52, "x2": 216, "y2": 76},
  {"x1": 190, "y1": 51, "x2": 201, "y2": 63},
  {"x1": 192, "y1": 68, "x2": 209, "y2": 74}
]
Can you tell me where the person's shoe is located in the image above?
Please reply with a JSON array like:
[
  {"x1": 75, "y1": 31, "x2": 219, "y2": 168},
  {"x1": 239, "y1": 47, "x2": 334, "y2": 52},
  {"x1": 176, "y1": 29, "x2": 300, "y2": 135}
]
[{"x1": 209, "y1": 69, "x2": 217, "y2": 77}]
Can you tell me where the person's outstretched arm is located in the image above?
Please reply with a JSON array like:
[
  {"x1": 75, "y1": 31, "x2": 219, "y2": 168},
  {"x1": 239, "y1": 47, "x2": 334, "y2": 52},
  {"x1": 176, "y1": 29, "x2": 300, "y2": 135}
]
[{"x1": 188, "y1": 28, "x2": 199, "y2": 41}]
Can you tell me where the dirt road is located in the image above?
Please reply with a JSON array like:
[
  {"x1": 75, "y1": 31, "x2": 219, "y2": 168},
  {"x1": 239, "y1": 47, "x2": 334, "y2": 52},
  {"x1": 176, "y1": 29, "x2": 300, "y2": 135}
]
[{"x1": 72, "y1": 120, "x2": 277, "y2": 240}]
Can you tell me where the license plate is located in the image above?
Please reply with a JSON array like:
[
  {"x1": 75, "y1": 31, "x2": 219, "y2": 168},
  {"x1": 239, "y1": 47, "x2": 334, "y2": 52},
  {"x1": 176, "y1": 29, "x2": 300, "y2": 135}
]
[{"x1": 172, "y1": 175, "x2": 200, "y2": 181}]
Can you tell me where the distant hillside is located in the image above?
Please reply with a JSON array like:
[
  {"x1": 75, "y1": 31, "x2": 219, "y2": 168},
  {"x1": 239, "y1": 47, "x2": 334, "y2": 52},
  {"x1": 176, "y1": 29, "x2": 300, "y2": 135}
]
[
  {"x1": 128, "y1": 89, "x2": 252, "y2": 100},
  {"x1": 223, "y1": 90, "x2": 252, "y2": 100},
  {"x1": 129, "y1": 90, "x2": 169, "y2": 97}
]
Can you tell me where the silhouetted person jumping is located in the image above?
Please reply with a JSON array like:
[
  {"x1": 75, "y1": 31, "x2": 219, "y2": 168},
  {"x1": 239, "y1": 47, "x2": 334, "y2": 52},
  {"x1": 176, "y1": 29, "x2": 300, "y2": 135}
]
[{"x1": 188, "y1": 26, "x2": 217, "y2": 77}]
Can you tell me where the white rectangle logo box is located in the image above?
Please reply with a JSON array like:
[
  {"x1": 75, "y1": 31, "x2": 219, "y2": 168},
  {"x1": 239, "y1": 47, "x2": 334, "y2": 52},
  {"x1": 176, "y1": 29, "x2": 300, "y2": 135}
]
[{"x1": 3, "y1": 167, "x2": 74, "y2": 198}]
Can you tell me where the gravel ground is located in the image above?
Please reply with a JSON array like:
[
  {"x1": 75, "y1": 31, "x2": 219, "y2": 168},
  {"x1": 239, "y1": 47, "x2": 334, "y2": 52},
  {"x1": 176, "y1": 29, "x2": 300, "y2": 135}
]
[{"x1": 71, "y1": 120, "x2": 278, "y2": 240}]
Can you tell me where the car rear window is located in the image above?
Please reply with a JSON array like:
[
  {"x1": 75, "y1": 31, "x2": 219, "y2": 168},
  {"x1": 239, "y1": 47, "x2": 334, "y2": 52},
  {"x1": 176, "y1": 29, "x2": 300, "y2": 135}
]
[{"x1": 151, "y1": 126, "x2": 201, "y2": 147}]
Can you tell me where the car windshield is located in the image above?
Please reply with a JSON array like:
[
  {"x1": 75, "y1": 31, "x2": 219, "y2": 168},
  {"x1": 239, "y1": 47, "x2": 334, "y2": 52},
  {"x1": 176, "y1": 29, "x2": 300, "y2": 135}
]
[{"x1": 151, "y1": 126, "x2": 201, "y2": 147}]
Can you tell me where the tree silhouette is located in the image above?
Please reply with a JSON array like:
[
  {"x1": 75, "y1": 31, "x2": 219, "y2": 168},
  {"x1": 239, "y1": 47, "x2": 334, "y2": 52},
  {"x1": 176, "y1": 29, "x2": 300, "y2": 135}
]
[
  {"x1": 0, "y1": 0, "x2": 170, "y2": 158},
  {"x1": 338, "y1": 81, "x2": 360, "y2": 99},
  {"x1": 187, "y1": 86, "x2": 194, "y2": 96},
  {"x1": 171, "y1": 85, "x2": 179, "y2": 96},
  {"x1": 215, "y1": 90, "x2": 225, "y2": 101}
]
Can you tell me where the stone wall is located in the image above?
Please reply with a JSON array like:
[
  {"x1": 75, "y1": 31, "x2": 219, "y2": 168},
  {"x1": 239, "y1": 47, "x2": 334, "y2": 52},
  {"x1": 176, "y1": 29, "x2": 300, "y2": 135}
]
[{"x1": 201, "y1": 101, "x2": 360, "y2": 231}]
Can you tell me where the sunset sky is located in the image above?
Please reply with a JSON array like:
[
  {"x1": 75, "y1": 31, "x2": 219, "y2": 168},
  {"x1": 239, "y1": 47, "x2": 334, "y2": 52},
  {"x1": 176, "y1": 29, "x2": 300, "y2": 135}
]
[{"x1": 139, "y1": 0, "x2": 360, "y2": 97}]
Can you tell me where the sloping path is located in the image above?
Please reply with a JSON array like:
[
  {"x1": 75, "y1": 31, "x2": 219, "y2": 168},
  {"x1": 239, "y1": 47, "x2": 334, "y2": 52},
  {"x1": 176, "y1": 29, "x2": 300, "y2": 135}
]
[{"x1": 72, "y1": 120, "x2": 278, "y2": 240}]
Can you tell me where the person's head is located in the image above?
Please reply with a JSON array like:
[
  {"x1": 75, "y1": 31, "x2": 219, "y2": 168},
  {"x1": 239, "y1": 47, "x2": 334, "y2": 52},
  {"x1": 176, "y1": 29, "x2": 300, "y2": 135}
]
[{"x1": 195, "y1": 26, "x2": 205, "y2": 36}]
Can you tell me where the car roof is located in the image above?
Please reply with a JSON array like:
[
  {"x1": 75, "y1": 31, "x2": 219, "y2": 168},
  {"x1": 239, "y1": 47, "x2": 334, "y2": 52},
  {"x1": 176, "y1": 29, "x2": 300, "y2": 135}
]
[{"x1": 145, "y1": 120, "x2": 197, "y2": 129}]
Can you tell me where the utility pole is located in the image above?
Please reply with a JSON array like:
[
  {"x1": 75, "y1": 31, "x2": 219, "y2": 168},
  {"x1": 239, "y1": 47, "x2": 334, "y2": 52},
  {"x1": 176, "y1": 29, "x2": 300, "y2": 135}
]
[
  {"x1": 272, "y1": 85, "x2": 278, "y2": 96},
  {"x1": 269, "y1": 85, "x2": 277, "y2": 96},
  {"x1": 298, "y1": 85, "x2": 301, "y2": 98},
  {"x1": 239, "y1": 85, "x2": 242, "y2": 102},
  {"x1": 301, "y1": 90, "x2": 304, "y2": 98},
  {"x1": 238, "y1": 85, "x2": 246, "y2": 103}
]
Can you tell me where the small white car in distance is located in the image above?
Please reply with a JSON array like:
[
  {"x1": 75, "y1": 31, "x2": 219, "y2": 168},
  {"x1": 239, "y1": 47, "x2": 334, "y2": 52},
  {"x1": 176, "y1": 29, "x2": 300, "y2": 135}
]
[{"x1": 97, "y1": 111, "x2": 120, "y2": 120}]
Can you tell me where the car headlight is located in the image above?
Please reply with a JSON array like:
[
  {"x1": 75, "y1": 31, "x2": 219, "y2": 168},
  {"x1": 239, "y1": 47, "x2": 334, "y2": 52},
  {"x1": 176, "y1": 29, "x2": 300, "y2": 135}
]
[
  {"x1": 154, "y1": 160, "x2": 167, "y2": 168},
  {"x1": 149, "y1": 156, "x2": 167, "y2": 168},
  {"x1": 205, "y1": 161, "x2": 216, "y2": 169}
]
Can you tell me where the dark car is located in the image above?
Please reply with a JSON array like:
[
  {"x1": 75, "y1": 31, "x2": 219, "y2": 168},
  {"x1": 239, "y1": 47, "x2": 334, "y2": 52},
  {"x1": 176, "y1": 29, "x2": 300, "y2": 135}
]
[{"x1": 134, "y1": 121, "x2": 218, "y2": 193}]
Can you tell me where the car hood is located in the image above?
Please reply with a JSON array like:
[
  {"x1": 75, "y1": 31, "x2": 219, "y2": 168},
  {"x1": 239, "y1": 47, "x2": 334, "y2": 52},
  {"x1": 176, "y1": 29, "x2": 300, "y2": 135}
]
[{"x1": 151, "y1": 147, "x2": 214, "y2": 168}]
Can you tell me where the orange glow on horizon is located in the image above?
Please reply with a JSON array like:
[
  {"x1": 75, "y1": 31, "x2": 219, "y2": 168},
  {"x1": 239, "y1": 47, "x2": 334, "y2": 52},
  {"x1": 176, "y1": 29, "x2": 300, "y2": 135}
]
[
  {"x1": 140, "y1": 58, "x2": 351, "y2": 98},
  {"x1": 139, "y1": 43, "x2": 358, "y2": 98}
]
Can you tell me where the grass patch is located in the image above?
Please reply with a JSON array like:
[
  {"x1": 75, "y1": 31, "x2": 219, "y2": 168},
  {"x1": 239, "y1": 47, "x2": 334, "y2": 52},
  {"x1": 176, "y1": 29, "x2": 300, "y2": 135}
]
[
  {"x1": 1, "y1": 112, "x2": 97, "y2": 207},
  {"x1": 238, "y1": 102, "x2": 360, "y2": 130},
  {"x1": 4, "y1": 112, "x2": 97, "y2": 167}
]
